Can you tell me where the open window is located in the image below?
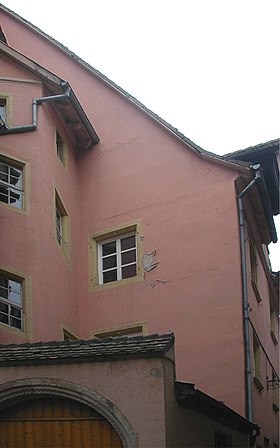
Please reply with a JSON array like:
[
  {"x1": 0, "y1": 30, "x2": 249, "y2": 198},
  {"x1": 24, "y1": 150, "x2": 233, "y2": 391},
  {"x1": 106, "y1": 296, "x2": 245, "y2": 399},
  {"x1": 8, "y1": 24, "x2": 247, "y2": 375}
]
[
  {"x1": 0, "y1": 98, "x2": 6, "y2": 121},
  {"x1": 0, "y1": 155, "x2": 24, "y2": 210},
  {"x1": 0, "y1": 272, "x2": 23, "y2": 330}
]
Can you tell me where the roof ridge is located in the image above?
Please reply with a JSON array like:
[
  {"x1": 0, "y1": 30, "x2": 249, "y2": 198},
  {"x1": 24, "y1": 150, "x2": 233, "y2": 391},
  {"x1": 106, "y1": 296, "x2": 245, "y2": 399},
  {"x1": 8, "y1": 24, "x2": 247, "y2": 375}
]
[
  {"x1": 0, "y1": 331, "x2": 174, "y2": 349},
  {"x1": 224, "y1": 138, "x2": 280, "y2": 158},
  {"x1": 0, "y1": 3, "x2": 250, "y2": 172}
]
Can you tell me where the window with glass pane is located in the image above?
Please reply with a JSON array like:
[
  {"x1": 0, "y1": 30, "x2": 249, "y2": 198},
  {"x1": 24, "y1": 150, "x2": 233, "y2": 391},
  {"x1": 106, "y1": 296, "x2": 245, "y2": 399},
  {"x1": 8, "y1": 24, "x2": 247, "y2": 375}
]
[
  {"x1": 0, "y1": 98, "x2": 6, "y2": 121},
  {"x1": 98, "y1": 233, "x2": 137, "y2": 284},
  {"x1": 0, "y1": 160, "x2": 23, "y2": 208},
  {"x1": 56, "y1": 207, "x2": 63, "y2": 245},
  {"x1": 0, "y1": 274, "x2": 23, "y2": 330}
]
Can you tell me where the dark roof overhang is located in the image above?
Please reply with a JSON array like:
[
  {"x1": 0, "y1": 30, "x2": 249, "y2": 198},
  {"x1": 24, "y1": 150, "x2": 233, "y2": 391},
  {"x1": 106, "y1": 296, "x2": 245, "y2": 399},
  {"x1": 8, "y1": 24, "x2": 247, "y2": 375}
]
[
  {"x1": 0, "y1": 4, "x2": 258, "y2": 174},
  {"x1": 175, "y1": 381, "x2": 259, "y2": 436},
  {"x1": 235, "y1": 168, "x2": 278, "y2": 244},
  {"x1": 225, "y1": 139, "x2": 279, "y2": 216}
]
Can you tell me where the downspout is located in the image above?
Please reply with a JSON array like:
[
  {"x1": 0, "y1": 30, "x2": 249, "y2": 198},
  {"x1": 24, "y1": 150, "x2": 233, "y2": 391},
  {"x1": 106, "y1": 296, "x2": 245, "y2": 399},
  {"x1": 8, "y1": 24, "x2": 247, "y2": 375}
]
[
  {"x1": 237, "y1": 164, "x2": 261, "y2": 423},
  {"x1": 0, "y1": 81, "x2": 70, "y2": 134}
]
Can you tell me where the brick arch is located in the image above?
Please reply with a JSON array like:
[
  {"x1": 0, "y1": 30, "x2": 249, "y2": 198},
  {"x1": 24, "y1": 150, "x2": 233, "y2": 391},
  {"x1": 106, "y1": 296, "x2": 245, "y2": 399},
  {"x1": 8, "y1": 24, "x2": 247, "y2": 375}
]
[{"x1": 0, "y1": 377, "x2": 137, "y2": 448}]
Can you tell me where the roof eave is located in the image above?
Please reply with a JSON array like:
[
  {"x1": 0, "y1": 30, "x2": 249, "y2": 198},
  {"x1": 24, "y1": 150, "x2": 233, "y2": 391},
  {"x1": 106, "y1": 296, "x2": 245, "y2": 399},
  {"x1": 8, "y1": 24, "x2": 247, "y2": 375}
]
[
  {"x1": 0, "y1": 41, "x2": 99, "y2": 148},
  {"x1": 175, "y1": 381, "x2": 259, "y2": 435},
  {"x1": 0, "y1": 5, "x2": 253, "y2": 171}
]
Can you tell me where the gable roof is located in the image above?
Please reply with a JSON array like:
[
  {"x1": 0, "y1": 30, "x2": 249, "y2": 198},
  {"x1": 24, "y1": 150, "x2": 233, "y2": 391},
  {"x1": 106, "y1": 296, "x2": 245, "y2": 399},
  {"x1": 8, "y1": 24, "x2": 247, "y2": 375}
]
[
  {"x1": 0, "y1": 39, "x2": 99, "y2": 149},
  {"x1": 0, "y1": 3, "x2": 249, "y2": 173},
  {"x1": 0, "y1": 332, "x2": 174, "y2": 366}
]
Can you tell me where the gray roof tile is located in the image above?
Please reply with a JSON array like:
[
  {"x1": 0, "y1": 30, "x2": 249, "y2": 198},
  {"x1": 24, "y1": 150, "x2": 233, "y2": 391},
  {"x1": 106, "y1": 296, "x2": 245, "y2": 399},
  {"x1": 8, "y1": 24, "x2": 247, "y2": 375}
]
[{"x1": 0, "y1": 333, "x2": 174, "y2": 366}]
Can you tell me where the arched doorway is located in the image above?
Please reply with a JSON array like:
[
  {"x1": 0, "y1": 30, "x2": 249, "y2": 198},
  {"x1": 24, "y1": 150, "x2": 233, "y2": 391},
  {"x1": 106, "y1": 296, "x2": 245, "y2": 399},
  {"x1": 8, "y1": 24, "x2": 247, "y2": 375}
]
[{"x1": 0, "y1": 397, "x2": 123, "y2": 448}]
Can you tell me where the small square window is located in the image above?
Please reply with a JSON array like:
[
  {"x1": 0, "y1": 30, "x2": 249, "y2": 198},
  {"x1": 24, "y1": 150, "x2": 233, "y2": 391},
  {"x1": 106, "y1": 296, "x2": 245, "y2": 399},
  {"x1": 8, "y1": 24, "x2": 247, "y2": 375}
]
[
  {"x1": 0, "y1": 273, "x2": 23, "y2": 330},
  {"x1": 98, "y1": 233, "x2": 137, "y2": 285},
  {"x1": 89, "y1": 221, "x2": 143, "y2": 290},
  {"x1": 0, "y1": 159, "x2": 23, "y2": 209}
]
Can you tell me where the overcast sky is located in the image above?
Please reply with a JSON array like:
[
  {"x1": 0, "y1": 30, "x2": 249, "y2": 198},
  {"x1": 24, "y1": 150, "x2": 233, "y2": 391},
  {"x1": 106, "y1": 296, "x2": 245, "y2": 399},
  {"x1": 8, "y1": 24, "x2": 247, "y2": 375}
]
[{"x1": 1, "y1": 0, "x2": 279, "y2": 269}]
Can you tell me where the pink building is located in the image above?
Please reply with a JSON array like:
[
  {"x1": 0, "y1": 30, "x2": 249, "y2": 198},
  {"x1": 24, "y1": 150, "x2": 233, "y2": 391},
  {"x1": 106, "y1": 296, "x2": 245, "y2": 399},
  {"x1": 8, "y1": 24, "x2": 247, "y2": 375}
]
[{"x1": 0, "y1": 5, "x2": 278, "y2": 447}]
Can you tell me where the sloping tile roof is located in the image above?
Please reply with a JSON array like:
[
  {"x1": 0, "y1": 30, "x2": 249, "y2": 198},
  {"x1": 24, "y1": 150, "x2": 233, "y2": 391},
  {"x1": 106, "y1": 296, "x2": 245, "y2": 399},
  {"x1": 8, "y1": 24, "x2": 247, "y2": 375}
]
[
  {"x1": 0, "y1": 4, "x2": 249, "y2": 173},
  {"x1": 175, "y1": 381, "x2": 259, "y2": 435},
  {"x1": 0, "y1": 332, "x2": 174, "y2": 366},
  {"x1": 224, "y1": 138, "x2": 279, "y2": 159}
]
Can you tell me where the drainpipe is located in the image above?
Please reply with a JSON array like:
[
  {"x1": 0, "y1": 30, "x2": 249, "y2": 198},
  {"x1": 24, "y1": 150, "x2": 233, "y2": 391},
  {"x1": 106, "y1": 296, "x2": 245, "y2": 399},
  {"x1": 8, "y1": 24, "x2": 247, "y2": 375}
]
[
  {"x1": 237, "y1": 164, "x2": 261, "y2": 423},
  {"x1": 0, "y1": 81, "x2": 70, "y2": 134}
]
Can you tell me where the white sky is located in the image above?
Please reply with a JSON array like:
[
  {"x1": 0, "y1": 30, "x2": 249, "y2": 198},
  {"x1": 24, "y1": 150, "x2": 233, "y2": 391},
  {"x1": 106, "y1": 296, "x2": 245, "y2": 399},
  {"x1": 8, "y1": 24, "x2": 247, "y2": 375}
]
[{"x1": 1, "y1": 0, "x2": 279, "y2": 269}]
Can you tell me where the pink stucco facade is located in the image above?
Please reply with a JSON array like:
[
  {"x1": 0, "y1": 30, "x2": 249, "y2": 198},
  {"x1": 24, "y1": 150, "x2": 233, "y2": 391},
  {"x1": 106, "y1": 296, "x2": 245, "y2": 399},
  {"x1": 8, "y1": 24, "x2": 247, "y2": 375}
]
[{"x1": 0, "y1": 6, "x2": 278, "y2": 446}]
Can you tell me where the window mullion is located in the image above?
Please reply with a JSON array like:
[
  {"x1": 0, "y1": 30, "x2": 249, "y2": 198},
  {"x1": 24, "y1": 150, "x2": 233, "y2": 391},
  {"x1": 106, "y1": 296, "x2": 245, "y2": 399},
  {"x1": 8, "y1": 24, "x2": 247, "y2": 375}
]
[
  {"x1": 98, "y1": 244, "x2": 103, "y2": 285},
  {"x1": 116, "y1": 239, "x2": 122, "y2": 280}
]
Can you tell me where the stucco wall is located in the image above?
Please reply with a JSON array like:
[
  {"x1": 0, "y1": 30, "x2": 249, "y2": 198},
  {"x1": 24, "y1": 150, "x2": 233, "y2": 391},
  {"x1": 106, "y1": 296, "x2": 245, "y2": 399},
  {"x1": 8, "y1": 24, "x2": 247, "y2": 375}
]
[
  {"x1": 0, "y1": 352, "x2": 253, "y2": 448},
  {"x1": 0, "y1": 11, "x2": 246, "y2": 418},
  {"x1": 0, "y1": 61, "x2": 82, "y2": 342},
  {"x1": 0, "y1": 357, "x2": 169, "y2": 448},
  {"x1": 1, "y1": 10, "x2": 278, "y2": 445}
]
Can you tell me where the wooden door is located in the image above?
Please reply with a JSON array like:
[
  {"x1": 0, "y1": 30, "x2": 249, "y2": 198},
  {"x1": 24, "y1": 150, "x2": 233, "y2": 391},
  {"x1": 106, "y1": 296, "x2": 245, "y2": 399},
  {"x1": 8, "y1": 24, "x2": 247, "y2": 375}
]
[{"x1": 0, "y1": 397, "x2": 123, "y2": 448}]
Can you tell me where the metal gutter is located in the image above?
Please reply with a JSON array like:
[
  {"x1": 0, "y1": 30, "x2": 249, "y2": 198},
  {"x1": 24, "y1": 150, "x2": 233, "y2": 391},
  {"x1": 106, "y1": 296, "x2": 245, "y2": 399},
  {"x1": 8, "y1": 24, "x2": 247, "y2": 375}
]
[
  {"x1": 0, "y1": 5, "x2": 249, "y2": 173},
  {"x1": 237, "y1": 165, "x2": 261, "y2": 423},
  {"x1": 68, "y1": 88, "x2": 99, "y2": 144},
  {"x1": 0, "y1": 80, "x2": 99, "y2": 144},
  {"x1": 0, "y1": 82, "x2": 71, "y2": 135},
  {"x1": 255, "y1": 176, "x2": 277, "y2": 243}
]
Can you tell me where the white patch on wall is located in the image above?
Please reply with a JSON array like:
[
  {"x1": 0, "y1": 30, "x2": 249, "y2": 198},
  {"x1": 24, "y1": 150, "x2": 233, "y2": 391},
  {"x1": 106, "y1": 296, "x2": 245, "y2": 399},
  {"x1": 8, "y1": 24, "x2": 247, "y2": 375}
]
[{"x1": 142, "y1": 250, "x2": 159, "y2": 272}]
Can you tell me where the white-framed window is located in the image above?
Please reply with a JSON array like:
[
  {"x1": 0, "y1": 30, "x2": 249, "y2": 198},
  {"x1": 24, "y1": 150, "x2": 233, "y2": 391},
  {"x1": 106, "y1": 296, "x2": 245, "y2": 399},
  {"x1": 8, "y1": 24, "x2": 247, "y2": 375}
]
[
  {"x1": 56, "y1": 206, "x2": 63, "y2": 246},
  {"x1": 0, "y1": 273, "x2": 23, "y2": 330},
  {"x1": 98, "y1": 233, "x2": 137, "y2": 285},
  {"x1": 0, "y1": 159, "x2": 23, "y2": 208},
  {"x1": 0, "y1": 98, "x2": 6, "y2": 121}
]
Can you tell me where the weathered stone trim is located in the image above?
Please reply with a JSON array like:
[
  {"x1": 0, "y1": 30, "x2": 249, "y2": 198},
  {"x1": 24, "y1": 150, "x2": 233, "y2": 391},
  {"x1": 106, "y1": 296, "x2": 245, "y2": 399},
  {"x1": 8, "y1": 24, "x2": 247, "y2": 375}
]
[{"x1": 0, "y1": 377, "x2": 138, "y2": 448}]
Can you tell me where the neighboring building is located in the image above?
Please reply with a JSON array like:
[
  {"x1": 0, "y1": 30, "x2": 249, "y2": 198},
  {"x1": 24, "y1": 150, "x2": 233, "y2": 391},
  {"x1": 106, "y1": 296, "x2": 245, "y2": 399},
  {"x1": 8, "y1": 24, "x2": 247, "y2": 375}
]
[
  {"x1": 0, "y1": 332, "x2": 259, "y2": 448},
  {"x1": 0, "y1": 4, "x2": 279, "y2": 447}
]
